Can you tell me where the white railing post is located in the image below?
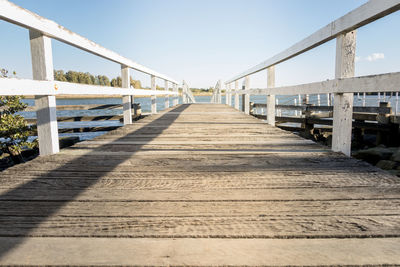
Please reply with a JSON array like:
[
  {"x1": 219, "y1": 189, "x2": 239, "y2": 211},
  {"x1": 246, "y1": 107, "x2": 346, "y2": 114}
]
[
  {"x1": 332, "y1": 30, "x2": 356, "y2": 156},
  {"x1": 234, "y1": 80, "x2": 239, "y2": 110},
  {"x1": 218, "y1": 80, "x2": 222, "y2": 104},
  {"x1": 151, "y1": 75, "x2": 157, "y2": 114},
  {"x1": 29, "y1": 30, "x2": 59, "y2": 156},
  {"x1": 121, "y1": 65, "x2": 132, "y2": 125},
  {"x1": 225, "y1": 83, "x2": 229, "y2": 105},
  {"x1": 267, "y1": 66, "x2": 275, "y2": 126},
  {"x1": 173, "y1": 83, "x2": 179, "y2": 106},
  {"x1": 243, "y1": 76, "x2": 250, "y2": 114},
  {"x1": 182, "y1": 82, "x2": 187, "y2": 104},
  {"x1": 164, "y1": 80, "x2": 169, "y2": 109},
  {"x1": 228, "y1": 83, "x2": 232, "y2": 106}
]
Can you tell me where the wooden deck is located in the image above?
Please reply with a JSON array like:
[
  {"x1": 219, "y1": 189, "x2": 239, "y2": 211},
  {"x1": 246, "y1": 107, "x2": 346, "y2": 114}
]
[{"x1": 0, "y1": 103, "x2": 400, "y2": 266}]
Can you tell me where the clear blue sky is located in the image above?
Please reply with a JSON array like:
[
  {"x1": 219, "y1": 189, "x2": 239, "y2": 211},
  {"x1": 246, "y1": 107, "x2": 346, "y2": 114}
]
[{"x1": 1, "y1": 0, "x2": 399, "y2": 88}]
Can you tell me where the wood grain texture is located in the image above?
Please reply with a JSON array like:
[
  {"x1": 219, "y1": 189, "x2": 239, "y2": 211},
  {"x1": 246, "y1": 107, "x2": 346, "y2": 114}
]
[{"x1": 0, "y1": 103, "x2": 399, "y2": 265}]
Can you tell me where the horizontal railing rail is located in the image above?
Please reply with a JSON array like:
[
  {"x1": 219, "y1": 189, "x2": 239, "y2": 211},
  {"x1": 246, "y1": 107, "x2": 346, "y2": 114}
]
[
  {"x1": 224, "y1": 0, "x2": 400, "y2": 156},
  {"x1": 0, "y1": 0, "x2": 183, "y2": 156},
  {"x1": 0, "y1": 0, "x2": 178, "y2": 84},
  {"x1": 252, "y1": 103, "x2": 392, "y2": 114},
  {"x1": 0, "y1": 78, "x2": 179, "y2": 96},
  {"x1": 230, "y1": 72, "x2": 400, "y2": 95},
  {"x1": 226, "y1": 0, "x2": 400, "y2": 83}
]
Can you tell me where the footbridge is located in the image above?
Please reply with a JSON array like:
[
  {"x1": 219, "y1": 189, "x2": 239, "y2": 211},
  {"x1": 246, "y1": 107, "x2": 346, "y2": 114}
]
[{"x1": 1, "y1": 0, "x2": 400, "y2": 265}]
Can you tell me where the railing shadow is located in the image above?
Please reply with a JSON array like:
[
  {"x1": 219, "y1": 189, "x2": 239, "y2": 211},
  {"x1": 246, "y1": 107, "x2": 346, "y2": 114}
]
[{"x1": 0, "y1": 104, "x2": 190, "y2": 258}]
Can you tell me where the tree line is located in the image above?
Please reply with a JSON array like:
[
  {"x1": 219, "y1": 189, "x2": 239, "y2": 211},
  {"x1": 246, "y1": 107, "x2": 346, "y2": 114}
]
[{"x1": 54, "y1": 70, "x2": 142, "y2": 89}]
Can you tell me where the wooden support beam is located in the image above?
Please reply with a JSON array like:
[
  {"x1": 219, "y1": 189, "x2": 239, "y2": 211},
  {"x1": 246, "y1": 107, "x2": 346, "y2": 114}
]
[
  {"x1": 164, "y1": 80, "x2": 169, "y2": 109},
  {"x1": 225, "y1": 83, "x2": 230, "y2": 105},
  {"x1": 151, "y1": 75, "x2": 157, "y2": 114},
  {"x1": 218, "y1": 80, "x2": 222, "y2": 104},
  {"x1": 252, "y1": 104, "x2": 392, "y2": 114},
  {"x1": 332, "y1": 30, "x2": 356, "y2": 156},
  {"x1": 234, "y1": 80, "x2": 239, "y2": 110},
  {"x1": 243, "y1": 76, "x2": 250, "y2": 114},
  {"x1": 267, "y1": 66, "x2": 275, "y2": 126},
  {"x1": 121, "y1": 65, "x2": 132, "y2": 125},
  {"x1": 173, "y1": 83, "x2": 179, "y2": 106},
  {"x1": 228, "y1": 83, "x2": 232, "y2": 106},
  {"x1": 182, "y1": 82, "x2": 187, "y2": 104},
  {"x1": 29, "y1": 30, "x2": 59, "y2": 156}
]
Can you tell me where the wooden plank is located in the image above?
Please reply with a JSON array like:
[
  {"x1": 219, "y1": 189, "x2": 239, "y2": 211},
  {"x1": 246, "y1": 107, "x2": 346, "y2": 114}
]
[
  {"x1": 1, "y1": 237, "x2": 400, "y2": 266},
  {"x1": 266, "y1": 66, "x2": 275, "y2": 125},
  {"x1": 332, "y1": 31, "x2": 356, "y2": 156},
  {"x1": 121, "y1": 65, "x2": 132, "y2": 125},
  {"x1": 0, "y1": 77, "x2": 179, "y2": 96},
  {"x1": 254, "y1": 104, "x2": 392, "y2": 114},
  {"x1": 1, "y1": 199, "x2": 399, "y2": 217},
  {"x1": 25, "y1": 114, "x2": 144, "y2": 123},
  {"x1": 164, "y1": 80, "x2": 169, "y2": 109},
  {"x1": 173, "y1": 83, "x2": 179, "y2": 106},
  {"x1": 1, "y1": 174, "x2": 399, "y2": 191},
  {"x1": 0, "y1": 215, "x2": 399, "y2": 238},
  {"x1": 226, "y1": 0, "x2": 400, "y2": 83},
  {"x1": 29, "y1": 30, "x2": 59, "y2": 156},
  {"x1": 234, "y1": 80, "x2": 239, "y2": 109},
  {"x1": 151, "y1": 75, "x2": 157, "y2": 114},
  {"x1": 0, "y1": 103, "x2": 399, "y2": 265},
  {"x1": 0, "y1": 187, "x2": 399, "y2": 202},
  {"x1": 25, "y1": 104, "x2": 123, "y2": 112},
  {"x1": 243, "y1": 76, "x2": 250, "y2": 114},
  {"x1": 231, "y1": 72, "x2": 400, "y2": 96}
]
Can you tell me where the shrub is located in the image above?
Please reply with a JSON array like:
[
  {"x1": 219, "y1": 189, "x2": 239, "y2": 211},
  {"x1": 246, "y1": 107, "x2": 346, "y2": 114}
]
[{"x1": 0, "y1": 68, "x2": 37, "y2": 162}]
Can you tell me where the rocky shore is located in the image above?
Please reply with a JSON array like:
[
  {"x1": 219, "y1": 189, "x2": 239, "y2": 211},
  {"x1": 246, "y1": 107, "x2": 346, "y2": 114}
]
[{"x1": 352, "y1": 145, "x2": 400, "y2": 177}]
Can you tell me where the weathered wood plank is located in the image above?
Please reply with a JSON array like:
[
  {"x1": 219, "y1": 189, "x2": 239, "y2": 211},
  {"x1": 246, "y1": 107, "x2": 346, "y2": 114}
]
[
  {"x1": 0, "y1": 187, "x2": 399, "y2": 202},
  {"x1": 0, "y1": 215, "x2": 399, "y2": 238},
  {"x1": 1, "y1": 237, "x2": 400, "y2": 266},
  {"x1": 0, "y1": 103, "x2": 399, "y2": 265}
]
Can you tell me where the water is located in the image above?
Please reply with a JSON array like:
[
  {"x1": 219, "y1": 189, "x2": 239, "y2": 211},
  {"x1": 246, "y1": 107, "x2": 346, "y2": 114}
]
[
  {"x1": 20, "y1": 96, "x2": 212, "y2": 141},
  {"x1": 19, "y1": 94, "x2": 398, "y2": 141}
]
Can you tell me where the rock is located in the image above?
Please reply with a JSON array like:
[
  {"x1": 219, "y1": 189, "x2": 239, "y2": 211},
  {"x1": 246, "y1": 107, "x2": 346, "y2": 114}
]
[
  {"x1": 376, "y1": 160, "x2": 397, "y2": 170},
  {"x1": 352, "y1": 146, "x2": 395, "y2": 165},
  {"x1": 387, "y1": 169, "x2": 400, "y2": 177},
  {"x1": 391, "y1": 149, "x2": 400, "y2": 162},
  {"x1": 326, "y1": 135, "x2": 332, "y2": 148},
  {"x1": 59, "y1": 136, "x2": 80, "y2": 149}
]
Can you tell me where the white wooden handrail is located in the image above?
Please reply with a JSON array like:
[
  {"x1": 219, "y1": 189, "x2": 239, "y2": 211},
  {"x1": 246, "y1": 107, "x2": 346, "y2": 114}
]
[
  {"x1": 231, "y1": 72, "x2": 400, "y2": 96},
  {"x1": 225, "y1": 0, "x2": 400, "y2": 157},
  {"x1": 0, "y1": 0, "x2": 184, "y2": 156},
  {"x1": 0, "y1": 0, "x2": 178, "y2": 84},
  {"x1": 226, "y1": 0, "x2": 400, "y2": 83},
  {"x1": 0, "y1": 78, "x2": 180, "y2": 96}
]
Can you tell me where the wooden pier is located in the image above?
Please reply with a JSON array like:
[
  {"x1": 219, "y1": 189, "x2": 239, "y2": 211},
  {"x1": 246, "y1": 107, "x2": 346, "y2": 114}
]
[{"x1": 1, "y1": 104, "x2": 399, "y2": 265}]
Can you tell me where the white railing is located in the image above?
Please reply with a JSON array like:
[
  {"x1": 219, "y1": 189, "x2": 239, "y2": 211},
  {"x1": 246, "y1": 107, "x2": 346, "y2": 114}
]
[
  {"x1": 0, "y1": 0, "x2": 182, "y2": 156},
  {"x1": 211, "y1": 80, "x2": 222, "y2": 104},
  {"x1": 225, "y1": 0, "x2": 400, "y2": 156},
  {"x1": 182, "y1": 81, "x2": 196, "y2": 104}
]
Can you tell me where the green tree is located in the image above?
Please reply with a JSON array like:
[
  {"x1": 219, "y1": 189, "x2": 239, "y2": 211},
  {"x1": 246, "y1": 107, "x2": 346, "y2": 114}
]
[
  {"x1": 54, "y1": 70, "x2": 67, "y2": 81},
  {"x1": 0, "y1": 68, "x2": 37, "y2": 163},
  {"x1": 65, "y1": 71, "x2": 79, "y2": 83},
  {"x1": 100, "y1": 75, "x2": 111, "y2": 86},
  {"x1": 130, "y1": 77, "x2": 142, "y2": 89},
  {"x1": 111, "y1": 76, "x2": 122, "y2": 87}
]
